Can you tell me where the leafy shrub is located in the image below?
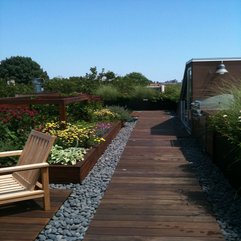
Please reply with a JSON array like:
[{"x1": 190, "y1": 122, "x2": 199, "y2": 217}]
[
  {"x1": 0, "y1": 123, "x2": 20, "y2": 166},
  {"x1": 161, "y1": 83, "x2": 181, "y2": 103},
  {"x1": 132, "y1": 86, "x2": 161, "y2": 101},
  {"x1": 49, "y1": 145, "x2": 87, "y2": 165},
  {"x1": 32, "y1": 104, "x2": 59, "y2": 122},
  {"x1": 208, "y1": 83, "x2": 241, "y2": 145},
  {"x1": 94, "y1": 85, "x2": 121, "y2": 101},
  {"x1": 44, "y1": 77, "x2": 100, "y2": 95},
  {"x1": 209, "y1": 109, "x2": 240, "y2": 143},
  {"x1": 0, "y1": 107, "x2": 40, "y2": 147},
  {"x1": 0, "y1": 79, "x2": 34, "y2": 97},
  {"x1": 208, "y1": 83, "x2": 241, "y2": 178},
  {"x1": 112, "y1": 77, "x2": 135, "y2": 99},
  {"x1": 44, "y1": 78, "x2": 79, "y2": 94},
  {"x1": 107, "y1": 105, "x2": 133, "y2": 122},
  {"x1": 0, "y1": 107, "x2": 43, "y2": 166},
  {"x1": 67, "y1": 101, "x2": 103, "y2": 122}
]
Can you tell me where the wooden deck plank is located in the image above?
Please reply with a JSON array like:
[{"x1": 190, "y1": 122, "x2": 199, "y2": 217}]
[
  {"x1": 84, "y1": 236, "x2": 224, "y2": 241},
  {"x1": 0, "y1": 189, "x2": 71, "y2": 241},
  {"x1": 84, "y1": 111, "x2": 225, "y2": 241},
  {"x1": 92, "y1": 213, "x2": 219, "y2": 222}
]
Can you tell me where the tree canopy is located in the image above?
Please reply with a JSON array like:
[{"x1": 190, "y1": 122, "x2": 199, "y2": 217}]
[
  {"x1": 0, "y1": 56, "x2": 49, "y2": 84},
  {"x1": 124, "y1": 72, "x2": 151, "y2": 85}
]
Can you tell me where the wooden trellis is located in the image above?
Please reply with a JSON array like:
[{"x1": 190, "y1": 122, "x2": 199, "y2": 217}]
[{"x1": 0, "y1": 93, "x2": 101, "y2": 123}]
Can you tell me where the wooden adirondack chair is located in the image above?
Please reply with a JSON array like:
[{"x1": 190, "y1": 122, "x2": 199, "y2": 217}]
[{"x1": 0, "y1": 130, "x2": 56, "y2": 210}]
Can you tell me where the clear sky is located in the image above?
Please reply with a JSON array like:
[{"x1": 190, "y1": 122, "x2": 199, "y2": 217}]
[{"x1": 0, "y1": 0, "x2": 240, "y2": 82}]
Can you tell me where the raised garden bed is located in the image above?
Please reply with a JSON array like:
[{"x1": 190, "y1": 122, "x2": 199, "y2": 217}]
[
  {"x1": 213, "y1": 132, "x2": 241, "y2": 189},
  {"x1": 49, "y1": 121, "x2": 123, "y2": 183}
]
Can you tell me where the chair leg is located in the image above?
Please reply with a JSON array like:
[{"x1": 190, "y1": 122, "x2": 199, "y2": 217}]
[{"x1": 41, "y1": 167, "x2": 51, "y2": 210}]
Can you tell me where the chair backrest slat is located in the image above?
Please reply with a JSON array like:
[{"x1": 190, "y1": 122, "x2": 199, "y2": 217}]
[{"x1": 12, "y1": 130, "x2": 56, "y2": 190}]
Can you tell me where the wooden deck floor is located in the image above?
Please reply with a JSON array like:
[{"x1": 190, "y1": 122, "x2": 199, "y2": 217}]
[
  {"x1": 0, "y1": 189, "x2": 71, "y2": 241},
  {"x1": 84, "y1": 111, "x2": 225, "y2": 241}
]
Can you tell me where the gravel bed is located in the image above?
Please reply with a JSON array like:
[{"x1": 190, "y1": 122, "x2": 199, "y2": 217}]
[
  {"x1": 179, "y1": 137, "x2": 241, "y2": 241},
  {"x1": 35, "y1": 118, "x2": 241, "y2": 241},
  {"x1": 35, "y1": 121, "x2": 136, "y2": 241}
]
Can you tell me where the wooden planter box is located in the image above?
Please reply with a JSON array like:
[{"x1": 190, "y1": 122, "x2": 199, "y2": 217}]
[
  {"x1": 49, "y1": 121, "x2": 123, "y2": 183},
  {"x1": 213, "y1": 133, "x2": 241, "y2": 189}
]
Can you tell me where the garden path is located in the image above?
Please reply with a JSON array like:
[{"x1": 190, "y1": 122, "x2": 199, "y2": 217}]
[
  {"x1": 0, "y1": 189, "x2": 71, "y2": 241},
  {"x1": 83, "y1": 110, "x2": 225, "y2": 241}
]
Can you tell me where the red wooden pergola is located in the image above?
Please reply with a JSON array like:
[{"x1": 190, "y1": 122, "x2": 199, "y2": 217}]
[{"x1": 0, "y1": 93, "x2": 101, "y2": 123}]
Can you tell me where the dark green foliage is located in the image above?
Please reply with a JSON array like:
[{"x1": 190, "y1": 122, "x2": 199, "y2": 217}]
[
  {"x1": 124, "y1": 72, "x2": 151, "y2": 86},
  {"x1": 109, "y1": 73, "x2": 151, "y2": 99},
  {"x1": 0, "y1": 79, "x2": 34, "y2": 97},
  {"x1": 67, "y1": 101, "x2": 104, "y2": 122},
  {"x1": 107, "y1": 105, "x2": 133, "y2": 122},
  {"x1": 111, "y1": 77, "x2": 136, "y2": 98},
  {"x1": 44, "y1": 78, "x2": 79, "y2": 94},
  {"x1": 161, "y1": 83, "x2": 181, "y2": 103},
  {"x1": 31, "y1": 104, "x2": 59, "y2": 123},
  {"x1": 0, "y1": 107, "x2": 40, "y2": 144},
  {"x1": 95, "y1": 85, "x2": 121, "y2": 101},
  {"x1": 95, "y1": 84, "x2": 162, "y2": 102},
  {"x1": 0, "y1": 56, "x2": 49, "y2": 84},
  {"x1": 44, "y1": 76, "x2": 100, "y2": 95},
  {"x1": 0, "y1": 107, "x2": 43, "y2": 166},
  {"x1": 131, "y1": 86, "x2": 161, "y2": 101},
  {"x1": 104, "y1": 71, "x2": 116, "y2": 81}
]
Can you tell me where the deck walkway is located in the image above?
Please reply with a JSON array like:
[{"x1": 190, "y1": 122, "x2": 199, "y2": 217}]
[
  {"x1": 84, "y1": 111, "x2": 225, "y2": 241},
  {"x1": 0, "y1": 189, "x2": 71, "y2": 241}
]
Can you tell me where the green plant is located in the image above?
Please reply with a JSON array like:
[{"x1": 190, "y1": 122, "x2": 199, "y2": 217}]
[
  {"x1": 208, "y1": 83, "x2": 241, "y2": 145},
  {"x1": 44, "y1": 74, "x2": 100, "y2": 95},
  {"x1": 32, "y1": 104, "x2": 59, "y2": 122},
  {"x1": 107, "y1": 105, "x2": 133, "y2": 122},
  {"x1": 208, "y1": 83, "x2": 241, "y2": 176},
  {"x1": 0, "y1": 107, "x2": 41, "y2": 147},
  {"x1": 132, "y1": 86, "x2": 161, "y2": 101},
  {"x1": 0, "y1": 121, "x2": 28, "y2": 166},
  {"x1": 67, "y1": 101, "x2": 103, "y2": 122},
  {"x1": 209, "y1": 106, "x2": 241, "y2": 146},
  {"x1": 161, "y1": 83, "x2": 181, "y2": 103},
  {"x1": 0, "y1": 79, "x2": 34, "y2": 97},
  {"x1": 49, "y1": 145, "x2": 87, "y2": 165},
  {"x1": 44, "y1": 78, "x2": 79, "y2": 94},
  {"x1": 0, "y1": 129, "x2": 19, "y2": 166},
  {"x1": 94, "y1": 85, "x2": 121, "y2": 101}
]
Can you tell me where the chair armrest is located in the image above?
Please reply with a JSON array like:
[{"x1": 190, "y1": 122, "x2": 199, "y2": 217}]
[
  {"x1": 0, "y1": 150, "x2": 22, "y2": 158},
  {"x1": 0, "y1": 163, "x2": 49, "y2": 174}
]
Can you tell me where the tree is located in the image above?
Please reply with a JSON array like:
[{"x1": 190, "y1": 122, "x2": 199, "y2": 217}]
[
  {"x1": 0, "y1": 56, "x2": 49, "y2": 84},
  {"x1": 104, "y1": 71, "x2": 116, "y2": 81},
  {"x1": 124, "y1": 72, "x2": 151, "y2": 86},
  {"x1": 85, "y1": 66, "x2": 99, "y2": 81},
  {"x1": 85, "y1": 67, "x2": 117, "y2": 82}
]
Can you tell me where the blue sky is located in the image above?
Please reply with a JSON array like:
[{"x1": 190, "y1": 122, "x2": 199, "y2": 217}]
[{"x1": 0, "y1": 0, "x2": 240, "y2": 82}]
